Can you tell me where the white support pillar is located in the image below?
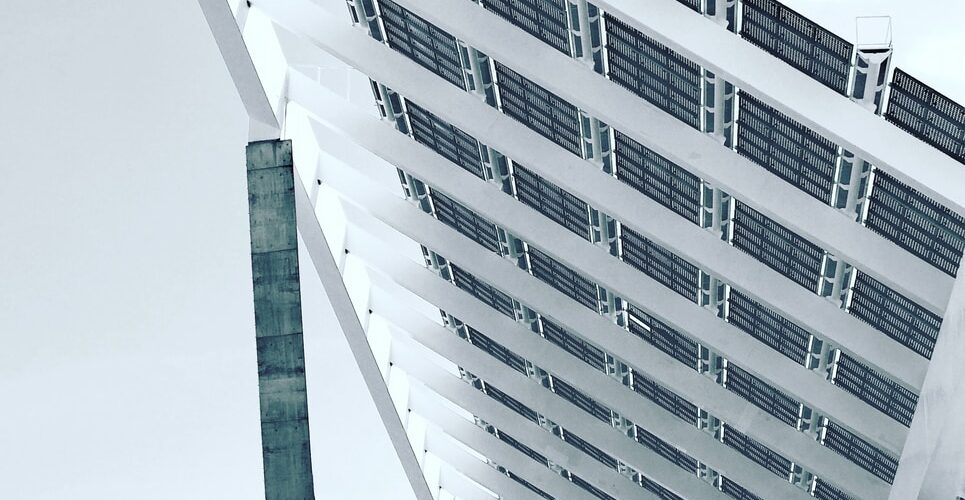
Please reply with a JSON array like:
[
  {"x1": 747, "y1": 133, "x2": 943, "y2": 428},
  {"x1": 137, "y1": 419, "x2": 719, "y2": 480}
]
[{"x1": 832, "y1": 17, "x2": 894, "y2": 222}]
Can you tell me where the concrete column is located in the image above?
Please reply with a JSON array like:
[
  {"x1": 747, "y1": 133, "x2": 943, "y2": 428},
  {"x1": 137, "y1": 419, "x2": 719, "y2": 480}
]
[{"x1": 247, "y1": 139, "x2": 316, "y2": 500}]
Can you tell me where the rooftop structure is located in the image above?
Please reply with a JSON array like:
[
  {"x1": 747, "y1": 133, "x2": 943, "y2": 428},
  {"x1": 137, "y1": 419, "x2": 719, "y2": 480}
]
[{"x1": 199, "y1": 0, "x2": 965, "y2": 498}]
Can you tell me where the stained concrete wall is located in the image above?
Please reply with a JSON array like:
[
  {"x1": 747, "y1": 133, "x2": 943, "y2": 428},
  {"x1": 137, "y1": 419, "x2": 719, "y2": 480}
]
[{"x1": 247, "y1": 139, "x2": 315, "y2": 500}]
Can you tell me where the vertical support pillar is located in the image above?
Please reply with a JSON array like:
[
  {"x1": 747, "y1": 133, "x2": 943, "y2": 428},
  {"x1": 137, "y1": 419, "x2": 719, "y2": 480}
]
[
  {"x1": 832, "y1": 17, "x2": 893, "y2": 222},
  {"x1": 246, "y1": 139, "x2": 316, "y2": 500}
]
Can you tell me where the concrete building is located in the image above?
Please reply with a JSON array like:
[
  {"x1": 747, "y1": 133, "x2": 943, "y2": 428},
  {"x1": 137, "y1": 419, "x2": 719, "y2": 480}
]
[{"x1": 199, "y1": 0, "x2": 965, "y2": 498}]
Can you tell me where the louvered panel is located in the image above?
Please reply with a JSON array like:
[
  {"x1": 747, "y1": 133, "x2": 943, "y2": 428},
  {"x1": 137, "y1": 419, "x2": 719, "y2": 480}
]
[
  {"x1": 483, "y1": 383, "x2": 540, "y2": 423},
  {"x1": 561, "y1": 428, "x2": 618, "y2": 469},
  {"x1": 641, "y1": 476, "x2": 686, "y2": 500},
  {"x1": 621, "y1": 226, "x2": 700, "y2": 302},
  {"x1": 737, "y1": 91, "x2": 837, "y2": 204},
  {"x1": 886, "y1": 68, "x2": 965, "y2": 164},
  {"x1": 721, "y1": 478, "x2": 765, "y2": 500},
  {"x1": 732, "y1": 201, "x2": 824, "y2": 290},
  {"x1": 495, "y1": 61, "x2": 582, "y2": 155},
  {"x1": 482, "y1": 0, "x2": 570, "y2": 55},
  {"x1": 823, "y1": 422, "x2": 898, "y2": 484},
  {"x1": 451, "y1": 264, "x2": 517, "y2": 318},
  {"x1": 552, "y1": 378, "x2": 612, "y2": 423},
  {"x1": 513, "y1": 163, "x2": 591, "y2": 240},
  {"x1": 632, "y1": 373, "x2": 698, "y2": 424},
  {"x1": 740, "y1": 0, "x2": 852, "y2": 94},
  {"x1": 614, "y1": 130, "x2": 701, "y2": 223},
  {"x1": 604, "y1": 13, "x2": 701, "y2": 128},
  {"x1": 865, "y1": 168, "x2": 965, "y2": 277},
  {"x1": 725, "y1": 365, "x2": 801, "y2": 427},
  {"x1": 406, "y1": 100, "x2": 486, "y2": 179},
  {"x1": 635, "y1": 425, "x2": 698, "y2": 474},
  {"x1": 848, "y1": 271, "x2": 942, "y2": 359},
  {"x1": 570, "y1": 473, "x2": 617, "y2": 500},
  {"x1": 627, "y1": 304, "x2": 699, "y2": 368},
  {"x1": 430, "y1": 190, "x2": 500, "y2": 253},
  {"x1": 496, "y1": 430, "x2": 549, "y2": 465},
  {"x1": 467, "y1": 325, "x2": 528, "y2": 375},
  {"x1": 726, "y1": 290, "x2": 810, "y2": 364},
  {"x1": 541, "y1": 317, "x2": 607, "y2": 372},
  {"x1": 722, "y1": 427, "x2": 791, "y2": 478},
  {"x1": 378, "y1": 0, "x2": 465, "y2": 88},
  {"x1": 528, "y1": 246, "x2": 599, "y2": 310},
  {"x1": 834, "y1": 353, "x2": 918, "y2": 427},
  {"x1": 507, "y1": 470, "x2": 555, "y2": 499},
  {"x1": 813, "y1": 479, "x2": 856, "y2": 500}
]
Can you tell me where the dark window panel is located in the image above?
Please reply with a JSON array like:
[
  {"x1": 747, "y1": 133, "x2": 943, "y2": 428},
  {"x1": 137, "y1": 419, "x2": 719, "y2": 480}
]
[
  {"x1": 621, "y1": 226, "x2": 700, "y2": 302},
  {"x1": 541, "y1": 317, "x2": 607, "y2": 372},
  {"x1": 467, "y1": 325, "x2": 528, "y2": 375},
  {"x1": 723, "y1": 426, "x2": 792, "y2": 479},
  {"x1": 732, "y1": 201, "x2": 824, "y2": 290},
  {"x1": 430, "y1": 190, "x2": 500, "y2": 253},
  {"x1": 482, "y1": 0, "x2": 570, "y2": 55},
  {"x1": 725, "y1": 364, "x2": 801, "y2": 427},
  {"x1": 406, "y1": 100, "x2": 486, "y2": 179},
  {"x1": 604, "y1": 13, "x2": 701, "y2": 128},
  {"x1": 614, "y1": 130, "x2": 701, "y2": 223},
  {"x1": 451, "y1": 264, "x2": 517, "y2": 318},
  {"x1": 627, "y1": 304, "x2": 699, "y2": 368},
  {"x1": 497, "y1": 430, "x2": 549, "y2": 465},
  {"x1": 823, "y1": 421, "x2": 898, "y2": 484},
  {"x1": 495, "y1": 61, "x2": 583, "y2": 155},
  {"x1": 865, "y1": 168, "x2": 965, "y2": 277},
  {"x1": 886, "y1": 68, "x2": 965, "y2": 164},
  {"x1": 848, "y1": 271, "x2": 942, "y2": 359},
  {"x1": 528, "y1": 246, "x2": 600, "y2": 310},
  {"x1": 740, "y1": 0, "x2": 853, "y2": 94},
  {"x1": 484, "y1": 383, "x2": 540, "y2": 423},
  {"x1": 378, "y1": 0, "x2": 465, "y2": 88},
  {"x1": 834, "y1": 352, "x2": 918, "y2": 427},
  {"x1": 513, "y1": 163, "x2": 591, "y2": 240},
  {"x1": 737, "y1": 91, "x2": 837, "y2": 204},
  {"x1": 632, "y1": 372, "x2": 698, "y2": 424},
  {"x1": 726, "y1": 289, "x2": 810, "y2": 364},
  {"x1": 635, "y1": 425, "x2": 698, "y2": 474}
]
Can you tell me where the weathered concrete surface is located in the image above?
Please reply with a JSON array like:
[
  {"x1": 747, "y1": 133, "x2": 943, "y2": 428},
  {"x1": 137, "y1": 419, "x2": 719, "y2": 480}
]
[{"x1": 247, "y1": 139, "x2": 315, "y2": 500}]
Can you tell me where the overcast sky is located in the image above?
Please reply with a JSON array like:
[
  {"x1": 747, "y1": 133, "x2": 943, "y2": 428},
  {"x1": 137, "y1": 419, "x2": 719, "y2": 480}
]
[{"x1": 0, "y1": 1, "x2": 961, "y2": 499}]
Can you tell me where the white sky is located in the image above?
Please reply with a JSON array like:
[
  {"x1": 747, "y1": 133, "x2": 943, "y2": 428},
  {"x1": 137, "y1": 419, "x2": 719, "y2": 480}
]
[{"x1": 0, "y1": 1, "x2": 961, "y2": 499}]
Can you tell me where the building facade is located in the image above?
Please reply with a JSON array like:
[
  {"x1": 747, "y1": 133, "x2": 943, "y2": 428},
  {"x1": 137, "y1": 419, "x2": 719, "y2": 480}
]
[{"x1": 201, "y1": 0, "x2": 965, "y2": 498}]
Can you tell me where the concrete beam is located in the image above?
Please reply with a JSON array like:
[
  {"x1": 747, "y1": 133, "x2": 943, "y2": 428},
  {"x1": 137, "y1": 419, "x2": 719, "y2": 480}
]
[
  {"x1": 285, "y1": 68, "x2": 927, "y2": 396},
  {"x1": 291, "y1": 164, "x2": 435, "y2": 500},
  {"x1": 253, "y1": 1, "x2": 940, "y2": 382},
  {"x1": 374, "y1": 0, "x2": 951, "y2": 316},
  {"x1": 199, "y1": 0, "x2": 280, "y2": 141},
  {"x1": 287, "y1": 80, "x2": 909, "y2": 460},
  {"x1": 372, "y1": 287, "x2": 816, "y2": 500},
  {"x1": 246, "y1": 139, "x2": 315, "y2": 500},
  {"x1": 343, "y1": 214, "x2": 888, "y2": 500},
  {"x1": 592, "y1": 0, "x2": 965, "y2": 216},
  {"x1": 394, "y1": 342, "x2": 669, "y2": 500}
]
